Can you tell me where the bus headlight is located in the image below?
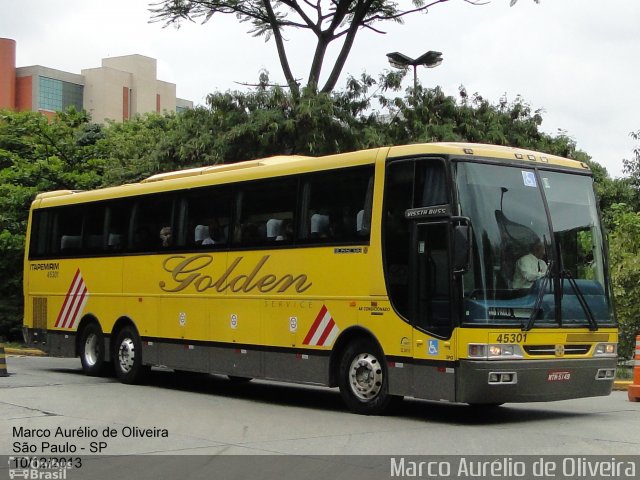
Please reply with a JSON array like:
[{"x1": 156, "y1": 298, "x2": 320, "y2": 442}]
[
  {"x1": 593, "y1": 343, "x2": 617, "y2": 357},
  {"x1": 468, "y1": 344, "x2": 524, "y2": 360}
]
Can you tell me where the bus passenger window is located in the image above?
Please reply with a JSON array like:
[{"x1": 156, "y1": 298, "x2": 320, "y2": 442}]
[
  {"x1": 234, "y1": 178, "x2": 297, "y2": 247},
  {"x1": 28, "y1": 210, "x2": 52, "y2": 258},
  {"x1": 301, "y1": 166, "x2": 373, "y2": 244},
  {"x1": 54, "y1": 205, "x2": 83, "y2": 256},
  {"x1": 185, "y1": 186, "x2": 232, "y2": 248},
  {"x1": 130, "y1": 194, "x2": 176, "y2": 252},
  {"x1": 83, "y1": 204, "x2": 106, "y2": 253},
  {"x1": 105, "y1": 201, "x2": 130, "y2": 252}
]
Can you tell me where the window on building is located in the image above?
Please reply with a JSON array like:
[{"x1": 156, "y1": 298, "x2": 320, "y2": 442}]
[{"x1": 38, "y1": 76, "x2": 83, "y2": 112}]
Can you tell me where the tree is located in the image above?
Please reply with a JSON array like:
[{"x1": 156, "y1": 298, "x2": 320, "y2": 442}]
[
  {"x1": 608, "y1": 203, "x2": 640, "y2": 359},
  {"x1": 94, "y1": 113, "x2": 178, "y2": 185},
  {"x1": 621, "y1": 129, "x2": 640, "y2": 208},
  {"x1": 0, "y1": 108, "x2": 104, "y2": 340},
  {"x1": 150, "y1": 0, "x2": 495, "y2": 95}
]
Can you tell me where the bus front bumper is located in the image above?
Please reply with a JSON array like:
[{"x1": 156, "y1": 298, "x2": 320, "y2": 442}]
[{"x1": 456, "y1": 358, "x2": 617, "y2": 404}]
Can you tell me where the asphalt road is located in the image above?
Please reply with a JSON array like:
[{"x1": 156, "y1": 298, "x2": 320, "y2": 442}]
[
  {"x1": 0, "y1": 356, "x2": 640, "y2": 455},
  {"x1": 2, "y1": 355, "x2": 639, "y2": 459}
]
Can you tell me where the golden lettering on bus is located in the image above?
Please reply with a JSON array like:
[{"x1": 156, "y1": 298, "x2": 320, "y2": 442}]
[{"x1": 159, "y1": 254, "x2": 312, "y2": 294}]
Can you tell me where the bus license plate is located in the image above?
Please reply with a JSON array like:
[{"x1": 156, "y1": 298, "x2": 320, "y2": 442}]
[{"x1": 547, "y1": 371, "x2": 571, "y2": 382}]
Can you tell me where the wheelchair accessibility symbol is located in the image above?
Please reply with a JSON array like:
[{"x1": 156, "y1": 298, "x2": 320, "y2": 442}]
[{"x1": 428, "y1": 339, "x2": 439, "y2": 356}]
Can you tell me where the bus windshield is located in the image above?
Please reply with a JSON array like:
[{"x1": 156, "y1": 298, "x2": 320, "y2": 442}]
[{"x1": 454, "y1": 161, "x2": 614, "y2": 328}]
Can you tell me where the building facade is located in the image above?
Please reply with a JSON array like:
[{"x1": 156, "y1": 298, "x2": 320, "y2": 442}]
[{"x1": 0, "y1": 38, "x2": 192, "y2": 122}]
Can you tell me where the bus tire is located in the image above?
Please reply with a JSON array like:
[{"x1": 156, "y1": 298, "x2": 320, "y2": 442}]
[
  {"x1": 338, "y1": 339, "x2": 392, "y2": 415},
  {"x1": 113, "y1": 325, "x2": 148, "y2": 384},
  {"x1": 79, "y1": 323, "x2": 106, "y2": 376}
]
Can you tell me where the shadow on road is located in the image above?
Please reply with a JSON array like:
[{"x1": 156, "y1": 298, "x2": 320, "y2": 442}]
[{"x1": 46, "y1": 364, "x2": 594, "y2": 425}]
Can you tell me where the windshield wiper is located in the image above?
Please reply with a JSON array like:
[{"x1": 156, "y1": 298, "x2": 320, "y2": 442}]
[
  {"x1": 522, "y1": 261, "x2": 553, "y2": 332},
  {"x1": 561, "y1": 269, "x2": 598, "y2": 331}
]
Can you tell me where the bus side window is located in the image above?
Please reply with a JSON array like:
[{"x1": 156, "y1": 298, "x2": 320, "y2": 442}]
[
  {"x1": 105, "y1": 201, "x2": 129, "y2": 251},
  {"x1": 301, "y1": 166, "x2": 373, "y2": 244},
  {"x1": 54, "y1": 205, "x2": 83, "y2": 256},
  {"x1": 29, "y1": 210, "x2": 52, "y2": 258},
  {"x1": 83, "y1": 203, "x2": 106, "y2": 253},
  {"x1": 233, "y1": 178, "x2": 297, "y2": 248},
  {"x1": 184, "y1": 186, "x2": 232, "y2": 248},
  {"x1": 130, "y1": 194, "x2": 177, "y2": 252}
]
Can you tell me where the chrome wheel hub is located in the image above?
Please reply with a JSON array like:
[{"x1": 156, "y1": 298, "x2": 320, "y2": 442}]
[
  {"x1": 118, "y1": 338, "x2": 136, "y2": 373},
  {"x1": 83, "y1": 333, "x2": 99, "y2": 367},
  {"x1": 348, "y1": 352, "x2": 383, "y2": 402}
]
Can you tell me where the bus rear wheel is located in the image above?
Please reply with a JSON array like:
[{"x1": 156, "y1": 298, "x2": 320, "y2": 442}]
[
  {"x1": 79, "y1": 323, "x2": 106, "y2": 376},
  {"x1": 338, "y1": 339, "x2": 392, "y2": 415},
  {"x1": 113, "y1": 325, "x2": 148, "y2": 384}
]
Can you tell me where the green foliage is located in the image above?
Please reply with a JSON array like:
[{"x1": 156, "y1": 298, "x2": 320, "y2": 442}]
[
  {"x1": 204, "y1": 82, "x2": 361, "y2": 160},
  {"x1": 94, "y1": 113, "x2": 177, "y2": 185},
  {"x1": 0, "y1": 108, "x2": 104, "y2": 340},
  {"x1": 621, "y1": 130, "x2": 640, "y2": 208},
  {"x1": 608, "y1": 203, "x2": 640, "y2": 359}
]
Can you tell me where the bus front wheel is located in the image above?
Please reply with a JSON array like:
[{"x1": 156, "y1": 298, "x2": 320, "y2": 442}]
[
  {"x1": 338, "y1": 339, "x2": 392, "y2": 415},
  {"x1": 79, "y1": 323, "x2": 106, "y2": 376},
  {"x1": 113, "y1": 325, "x2": 148, "y2": 384}
]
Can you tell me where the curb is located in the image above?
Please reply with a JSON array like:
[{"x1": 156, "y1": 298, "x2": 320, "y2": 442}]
[
  {"x1": 613, "y1": 380, "x2": 631, "y2": 392},
  {"x1": 5, "y1": 347, "x2": 46, "y2": 356}
]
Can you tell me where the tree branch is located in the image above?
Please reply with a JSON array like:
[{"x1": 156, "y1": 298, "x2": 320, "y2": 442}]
[
  {"x1": 306, "y1": 0, "x2": 354, "y2": 89},
  {"x1": 279, "y1": 0, "x2": 319, "y2": 32},
  {"x1": 363, "y1": 0, "x2": 451, "y2": 24},
  {"x1": 321, "y1": 0, "x2": 374, "y2": 93},
  {"x1": 262, "y1": 0, "x2": 300, "y2": 97}
]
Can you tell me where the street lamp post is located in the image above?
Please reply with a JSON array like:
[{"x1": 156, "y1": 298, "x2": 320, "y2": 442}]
[{"x1": 386, "y1": 50, "x2": 443, "y2": 101}]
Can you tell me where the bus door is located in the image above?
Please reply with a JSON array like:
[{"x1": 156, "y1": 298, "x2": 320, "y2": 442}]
[{"x1": 410, "y1": 221, "x2": 456, "y2": 401}]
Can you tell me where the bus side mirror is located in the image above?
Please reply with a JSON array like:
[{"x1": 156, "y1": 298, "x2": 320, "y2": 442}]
[{"x1": 453, "y1": 224, "x2": 471, "y2": 274}]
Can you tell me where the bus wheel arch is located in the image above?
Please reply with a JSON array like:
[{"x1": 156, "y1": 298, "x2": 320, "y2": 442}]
[
  {"x1": 330, "y1": 327, "x2": 394, "y2": 415},
  {"x1": 76, "y1": 316, "x2": 108, "y2": 376},
  {"x1": 111, "y1": 317, "x2": 149, "y2": 384},
  {"x1": 329, "y1": 327, "x2": 382, "y2": 387}
]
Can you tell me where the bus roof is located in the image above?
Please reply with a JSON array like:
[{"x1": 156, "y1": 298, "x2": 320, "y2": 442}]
[
  {"x1": 33, "y1": 143, "x2": 589, "y2": 207},
  {"x1": 387, "y1": 142, "x2": 589, "y2": 170}
]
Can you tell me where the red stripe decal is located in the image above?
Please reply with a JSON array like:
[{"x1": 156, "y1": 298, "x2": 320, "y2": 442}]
[
  {"x1": 55, "y1": 269, "x2": 81, "y2": 327},
  {"x1": 316, "y1": 318, "x2": 335, "y2": 346},
  {"x1": 61, "y1": 275, "x2": 84, "y2": 328},
  {"x1": 303, "y1": 305, "x2": 327, "y2": 345},
  {"x1": 66, "y1": 285, "x2": 88, "y2": 329}
]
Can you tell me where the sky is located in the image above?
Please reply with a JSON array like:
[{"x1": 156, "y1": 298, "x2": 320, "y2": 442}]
[{"x1": 1, "y1": 0, "x2": 639, "y2": 177}]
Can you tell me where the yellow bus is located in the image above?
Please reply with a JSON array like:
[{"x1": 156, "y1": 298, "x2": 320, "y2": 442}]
[{"x1": 23, "y1": 143, "x2": 618, "y2": 414}]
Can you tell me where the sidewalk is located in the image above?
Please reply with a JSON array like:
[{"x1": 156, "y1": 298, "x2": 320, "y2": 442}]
[{"x1": 4, "y1": 347, "x2": 46, "y2": 356}]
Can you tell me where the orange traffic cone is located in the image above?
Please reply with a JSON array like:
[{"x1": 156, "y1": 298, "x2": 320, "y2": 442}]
[
  {"x1": 0, "y1": 344, "x2": 8, "y2": 377},
  {"x1": 629, "y1": 335, "x2": 640, "y2": 402}
]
